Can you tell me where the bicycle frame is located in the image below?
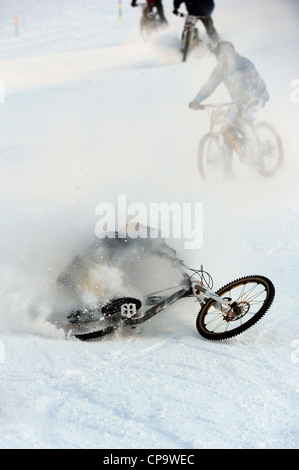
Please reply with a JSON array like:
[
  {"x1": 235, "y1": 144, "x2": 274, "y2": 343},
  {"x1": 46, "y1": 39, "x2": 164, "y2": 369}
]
[
  {"x1": 68, "y1": 267, "x2": 235, "y2": 338},
  {"x1": 178, "y1": 12, "x2": 207, "y2": 23},
  {"x1": 126, "y1": 272, "x2": 234, "y2": 328},
  {"x1": 202, "y1": 103, "x2": 232, "y2": 132},
  {"x1": 127, "y1": 284, "x2": 191, "y2": 327},
  {"x1": 179, "y1": 12, "x2": 208, "y2": 36},
  {"x1": 203, "y1": 103, "x2": 248, "y2": 156},
  {"x1": 183, "y1": 14, "x2": 199, "y2": 30}
]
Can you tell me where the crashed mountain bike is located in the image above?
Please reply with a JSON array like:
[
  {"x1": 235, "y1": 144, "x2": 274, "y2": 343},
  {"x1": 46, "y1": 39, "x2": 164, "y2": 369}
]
[
  {"x1": 65, "y1": 265, "x2": 275, "y2": 342},
  {"x1": 197, "y1": 103, "x2": 284, "y2": 181}
]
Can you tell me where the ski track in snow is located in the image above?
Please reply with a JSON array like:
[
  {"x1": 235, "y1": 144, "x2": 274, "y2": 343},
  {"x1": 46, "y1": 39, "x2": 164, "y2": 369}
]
[{"x1": 0, "y1": 0, "x2": 298, "y2": 449}]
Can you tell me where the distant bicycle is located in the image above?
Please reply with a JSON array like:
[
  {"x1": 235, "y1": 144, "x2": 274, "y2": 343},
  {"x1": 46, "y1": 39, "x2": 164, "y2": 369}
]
[
  {"x1": 137, "y1": 3, "x2": 164, "y2": 39},
  {"x1": 196, "y1": 103, "x2": 283, "y2": 181},
  {"x1": 177, "y1": 12, "x2": 207, "y2": 62}
]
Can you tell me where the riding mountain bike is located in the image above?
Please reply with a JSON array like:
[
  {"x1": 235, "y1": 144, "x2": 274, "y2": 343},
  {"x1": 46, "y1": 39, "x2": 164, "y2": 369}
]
[
  {"x1": 138, "y1": 3, "x2": 164, "y2": 39},
  {"x1": 177, "y1": 12, "x2": 207, "y2": 62},
  {"x1": 196, "y1": 103, "x2": 283, "y2": 181}
]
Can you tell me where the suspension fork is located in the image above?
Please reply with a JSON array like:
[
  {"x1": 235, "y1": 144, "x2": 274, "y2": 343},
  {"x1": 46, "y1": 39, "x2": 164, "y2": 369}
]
[{"x1": 192, "y1": 282, "x2": 235, "y2": 309}]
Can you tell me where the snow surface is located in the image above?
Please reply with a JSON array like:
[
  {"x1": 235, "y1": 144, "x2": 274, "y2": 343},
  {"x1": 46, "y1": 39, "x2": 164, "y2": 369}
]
[{"x1": 0, "y1": 0, "x2": 299, "y2": 449}]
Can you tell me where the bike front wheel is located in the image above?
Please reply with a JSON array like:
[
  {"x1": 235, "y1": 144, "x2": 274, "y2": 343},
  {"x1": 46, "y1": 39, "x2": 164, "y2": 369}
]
[
  {"x1": 197, "y1": 133, "x2": 231, "y2": 182},
  {"x1": 182, "y1": 30, "x2": 191, "y2": 62},
  {"x1": 254, "y1": 121, "x2": 283, "y2": 176},
  {"x1": 196, "y1": 275, "x2": 275, "y2": 341}
]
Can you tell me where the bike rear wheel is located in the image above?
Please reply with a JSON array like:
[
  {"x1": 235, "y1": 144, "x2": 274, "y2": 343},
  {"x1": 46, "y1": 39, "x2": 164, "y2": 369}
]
[
  {"x1": 254, "y1": 121, "x2": 283, "y2": 176},
  {"x1": 196, "y1": 275, "x2": 275, "y2": 341},
  {"x1": 198, "y1": 133, "x2": 231, "y2": 182},
  {"x1": 72, "y1": 297, "x2": 142, "y2": 341}
]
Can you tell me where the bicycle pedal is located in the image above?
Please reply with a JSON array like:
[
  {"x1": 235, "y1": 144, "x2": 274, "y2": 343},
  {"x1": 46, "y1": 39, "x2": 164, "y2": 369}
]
[{"x1": 102, "y1": 297, "x2": 142, "y2": 318}]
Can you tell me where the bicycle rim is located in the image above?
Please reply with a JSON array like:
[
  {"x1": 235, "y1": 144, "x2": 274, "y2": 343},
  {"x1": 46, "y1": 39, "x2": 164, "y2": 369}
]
[
  {"x1": 254, "y1": 122, "x2": 284, "y2": 176},
  {"x1": 196, "y1": 275, "x2": 275, "y2": 341},
  {"x1": 198, "y1": 133, "x2": 228, "y2": 182}
]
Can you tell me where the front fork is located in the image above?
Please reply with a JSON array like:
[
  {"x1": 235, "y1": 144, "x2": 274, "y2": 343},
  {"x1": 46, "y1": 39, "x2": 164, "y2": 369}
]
[{"x1": 191, "y1": 281, "x2": 234, "y2": 310}]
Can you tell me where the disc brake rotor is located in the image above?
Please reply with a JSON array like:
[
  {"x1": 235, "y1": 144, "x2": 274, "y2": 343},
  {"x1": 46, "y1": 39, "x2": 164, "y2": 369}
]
[{"x1": 223, "y1": 301, "x2": 250, "y2": 322}]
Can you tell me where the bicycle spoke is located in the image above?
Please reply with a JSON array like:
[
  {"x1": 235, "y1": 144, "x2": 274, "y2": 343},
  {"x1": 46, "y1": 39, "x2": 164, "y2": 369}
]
[
  {"x1": 254, "y1": 123, "x2": 283, "y2": 176},
  {"x1": 196, "y1": 275, "x2": 275, "y2": 340}
]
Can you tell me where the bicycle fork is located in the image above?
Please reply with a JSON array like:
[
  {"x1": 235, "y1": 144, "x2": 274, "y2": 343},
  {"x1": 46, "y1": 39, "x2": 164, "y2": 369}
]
[{"x1": 192, "y1": 281, "x2": 234, "y2": 311}]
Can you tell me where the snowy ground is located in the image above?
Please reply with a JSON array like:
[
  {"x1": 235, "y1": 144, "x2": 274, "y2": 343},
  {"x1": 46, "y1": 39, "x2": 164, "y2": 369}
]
[{"x1": 0, "y1": 0, "x2": 298, "y2": 449}]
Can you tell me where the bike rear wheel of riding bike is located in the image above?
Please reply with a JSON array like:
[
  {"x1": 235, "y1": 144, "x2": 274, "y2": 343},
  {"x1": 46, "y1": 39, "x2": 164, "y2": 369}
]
[
  {"x1": 198, "y1": 133, "x2": 232, "y2": 182},
  {"x1": 196, "y1": 275, "x2": 275, "y2": 341},
  {"x1": 254, "y1": 121, "x2": 283, "y2": 177}
]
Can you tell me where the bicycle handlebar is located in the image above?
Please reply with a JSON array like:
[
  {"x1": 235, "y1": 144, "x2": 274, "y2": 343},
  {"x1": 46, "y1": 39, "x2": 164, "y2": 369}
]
[
  {"x1": 197, "y1": 102, "x2": 235, "y2": 110},
  {"x1": 175, "y1": 11, "x2": 208, "y2": 19}
]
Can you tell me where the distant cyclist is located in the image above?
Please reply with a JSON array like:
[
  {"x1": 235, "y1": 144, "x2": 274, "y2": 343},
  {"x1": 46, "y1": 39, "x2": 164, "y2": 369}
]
[
  {"x1": 189, "y1": 41, "x2": 270, "y2": 172},
  {"x1": 189, "y1": 41, "x2": 269, "y2": 125},
  {"x1": 173, "y1": 0, "x2": 219, "y2": 44},
  {"x1": 131, "y1": 0, "x2": 168, "y2": 25}
]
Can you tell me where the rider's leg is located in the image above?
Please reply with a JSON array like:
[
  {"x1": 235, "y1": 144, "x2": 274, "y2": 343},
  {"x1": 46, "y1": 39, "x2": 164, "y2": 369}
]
[
  {"x1": 239, "y1": 100, "x2": 264, "y2": 166},
  {"x1": 242, "y1": 100, "x2": 262, "y2": 123},
  {"x1": 222, "y1": 104, "x2": 241, "y2": 177},
  {"x1": 154, "y1": 0, "x2": 168, "y2": 24},
  {"x1": 200, "y1": 16, "x2": 220, "y2": 44},
  {"x1": 224, "y1": 103, "x2": 242, "y2": 153},
  {"x1": 223, "y1": 140, "x2": 234, "y2": 178},
  {"x1": 225, "y1": 103, "x2": 257, "y2": 159},
  {"x1": 240, "y1": 122, "x2": 260, "y2": 166}
]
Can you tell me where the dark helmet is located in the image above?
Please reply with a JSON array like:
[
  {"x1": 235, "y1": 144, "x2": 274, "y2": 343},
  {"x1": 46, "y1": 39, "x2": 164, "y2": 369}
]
[{"x1": 212, "y1": 41, "x2": 235, "y2": 57}]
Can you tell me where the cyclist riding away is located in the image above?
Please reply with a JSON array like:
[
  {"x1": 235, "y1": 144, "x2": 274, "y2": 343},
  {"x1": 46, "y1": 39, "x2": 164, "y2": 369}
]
[
  {"x1": 131, "y1": 0, "x2": 168, "y2": 25},
  {"x1": 189, "y1": 41, "x2": 270, "y2": 171},
  {"x1": 173, "y1": 0, "x2": 220, "y2": 44}
]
